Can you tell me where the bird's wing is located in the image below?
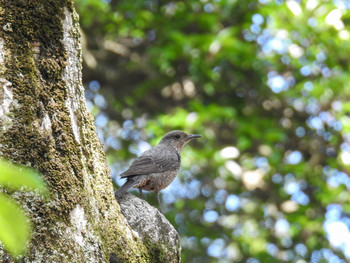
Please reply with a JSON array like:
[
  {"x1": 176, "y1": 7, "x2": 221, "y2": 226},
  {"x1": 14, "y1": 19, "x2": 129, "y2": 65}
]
[{"x1": 120, "y1": 146, "x2": 180, "y2": 178}]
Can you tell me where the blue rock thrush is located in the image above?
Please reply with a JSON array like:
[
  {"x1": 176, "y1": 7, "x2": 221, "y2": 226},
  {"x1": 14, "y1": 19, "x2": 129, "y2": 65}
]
[{"x1": 115, "y1": 130, "x2": 201, "y2": 208}]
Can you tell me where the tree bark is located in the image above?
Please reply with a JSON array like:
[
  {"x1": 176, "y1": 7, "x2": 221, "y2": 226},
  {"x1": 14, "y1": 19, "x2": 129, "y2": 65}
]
[{"x1": 0, "y1": 1, "x2": 156, "y2": 262}]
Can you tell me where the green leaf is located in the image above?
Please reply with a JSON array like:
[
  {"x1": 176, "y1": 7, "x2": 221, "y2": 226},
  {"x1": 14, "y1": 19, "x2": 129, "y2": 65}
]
[
  {"x1": 0, "y1": 159, "x2": 47, "y2": 194},
  {"x1": 0, "y1": 194, "x2": 31, "y2": 257}
]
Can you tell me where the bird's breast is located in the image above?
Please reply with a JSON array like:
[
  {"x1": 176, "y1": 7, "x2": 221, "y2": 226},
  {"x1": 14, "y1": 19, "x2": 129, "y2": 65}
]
[{"x1": 135, "y1": 169, "x2": 179, "y2": 191}]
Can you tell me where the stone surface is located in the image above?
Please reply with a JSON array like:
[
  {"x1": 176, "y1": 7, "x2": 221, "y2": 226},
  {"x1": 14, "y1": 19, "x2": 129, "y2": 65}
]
[{"x1": 116, "y1": 194, "x2": 181, "y2": 263}]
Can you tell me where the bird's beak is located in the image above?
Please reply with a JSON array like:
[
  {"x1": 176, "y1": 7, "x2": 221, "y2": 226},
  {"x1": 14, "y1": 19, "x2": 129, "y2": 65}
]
[{"x1": 186, "y1": 134, "x2": 201, "y2": 141}]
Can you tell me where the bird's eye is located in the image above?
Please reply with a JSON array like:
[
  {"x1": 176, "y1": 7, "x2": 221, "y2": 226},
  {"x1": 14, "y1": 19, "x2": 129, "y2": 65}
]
[{"x1": 174, "y1": 134, "x2": 181, "y2": 139}]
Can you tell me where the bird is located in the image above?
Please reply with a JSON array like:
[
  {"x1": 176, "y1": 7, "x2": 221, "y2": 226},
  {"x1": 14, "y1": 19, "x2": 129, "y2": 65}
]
[{"x1": 115, "y1": 130, "x2": 201, "y2": 209}]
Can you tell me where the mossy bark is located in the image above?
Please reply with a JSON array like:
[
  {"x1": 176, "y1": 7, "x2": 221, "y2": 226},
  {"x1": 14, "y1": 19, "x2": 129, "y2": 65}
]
[{"x1": 0, "y1": 1, "x2": 150, "y2": 262}]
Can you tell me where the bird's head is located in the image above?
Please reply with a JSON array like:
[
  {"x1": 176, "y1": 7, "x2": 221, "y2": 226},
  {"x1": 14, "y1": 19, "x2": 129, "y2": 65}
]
[{"x1": 158, "y1": 130, "x2": 201, "y2": 152}]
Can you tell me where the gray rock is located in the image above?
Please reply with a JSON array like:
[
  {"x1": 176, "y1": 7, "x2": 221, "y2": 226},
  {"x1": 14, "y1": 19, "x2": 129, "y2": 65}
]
[{"x1": 116, "y1": 194, "x2": 181, "y2": 263}]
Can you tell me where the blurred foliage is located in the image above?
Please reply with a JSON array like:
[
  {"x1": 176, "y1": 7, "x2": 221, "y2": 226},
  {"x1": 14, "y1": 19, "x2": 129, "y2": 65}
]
[
  {"x1": 0, "y1": 159, "x2": 47, "y2": 257},
  {"x1": 76, "y1": 0, "x2": 350, "y2": 262},
  {"x1": 0, "y1": 194, "x2": 31, "y2": 257}
]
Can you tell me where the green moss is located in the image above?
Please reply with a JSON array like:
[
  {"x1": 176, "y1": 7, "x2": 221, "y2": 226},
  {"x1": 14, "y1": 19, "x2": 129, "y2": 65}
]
[
  {"x1": 1, "y1": 0, "x2": 81, "y2": 204},
  {"x1": 143, "y1": 238, "x2": 178, "y2": 263},
  {"x1": 0, "y1": 0, "x2": 86, "y2": 260},
  {"x1": 0, "y1": 1, "x2": 155, "y2": 262}
]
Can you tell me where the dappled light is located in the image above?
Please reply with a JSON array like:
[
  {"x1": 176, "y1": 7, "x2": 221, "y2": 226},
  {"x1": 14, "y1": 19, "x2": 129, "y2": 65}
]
[{"x1": 76, "y1": 0, "x2": 350, "y2": 261}]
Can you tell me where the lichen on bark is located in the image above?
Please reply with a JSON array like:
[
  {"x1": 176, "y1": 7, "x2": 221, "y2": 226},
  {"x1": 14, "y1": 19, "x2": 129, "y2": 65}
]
[
  {"x1": 0, "y1": 0, "x2": 150, "y2": 262},
  {"x1": 117, "y1": 194, "x2": 181, "y2": 263}
]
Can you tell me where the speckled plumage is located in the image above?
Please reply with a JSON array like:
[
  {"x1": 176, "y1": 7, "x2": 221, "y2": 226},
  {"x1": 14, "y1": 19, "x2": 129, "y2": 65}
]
[{"x1": 115, "y1": 130, "x2": 201, "y2": 209}]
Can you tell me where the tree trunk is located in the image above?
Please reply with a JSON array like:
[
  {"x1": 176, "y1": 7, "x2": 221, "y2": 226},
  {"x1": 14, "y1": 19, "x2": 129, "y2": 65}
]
[{"x1": 0, "y1": 1, "x2": 158, "y2": 262}]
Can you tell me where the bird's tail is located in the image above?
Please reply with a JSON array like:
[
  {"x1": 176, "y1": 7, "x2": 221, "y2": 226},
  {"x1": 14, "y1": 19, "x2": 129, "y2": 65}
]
[{"x1": 115, "y1": 179, "x2": 137, "y2": 198}]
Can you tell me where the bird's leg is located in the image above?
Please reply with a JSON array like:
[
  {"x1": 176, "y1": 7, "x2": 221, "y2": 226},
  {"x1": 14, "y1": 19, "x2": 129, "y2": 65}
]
[
  {"x1": 156, "y1": 191, "x2": 163, "y2": 213},
  {"x1": 139, "y1": 188, "x2": 143, "y2": 199}
]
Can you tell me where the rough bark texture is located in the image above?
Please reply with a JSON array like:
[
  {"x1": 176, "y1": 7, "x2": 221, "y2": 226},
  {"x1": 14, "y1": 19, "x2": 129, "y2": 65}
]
[
  {"x1": 0, "y1": 1, "x2": 179, "y2": 262},
  {"x1": 116, "y1": 194, "x2": 181, "y2": 263}
]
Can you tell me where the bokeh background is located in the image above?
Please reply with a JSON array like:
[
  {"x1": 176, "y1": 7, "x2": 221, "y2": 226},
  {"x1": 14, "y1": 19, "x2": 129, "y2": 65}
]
[{"x1": 74, "y1": 0, "x2": 350, "y2": 262}]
